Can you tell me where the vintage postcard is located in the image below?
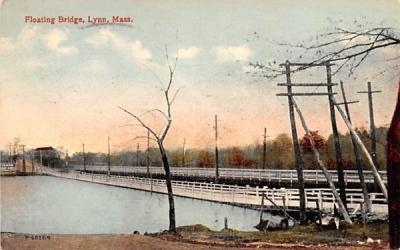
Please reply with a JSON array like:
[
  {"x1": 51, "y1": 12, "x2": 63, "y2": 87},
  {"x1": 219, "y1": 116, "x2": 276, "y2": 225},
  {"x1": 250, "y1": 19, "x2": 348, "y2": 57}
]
[{"x1": 1, "y1": 0, "x2": 399, "y2": 249}]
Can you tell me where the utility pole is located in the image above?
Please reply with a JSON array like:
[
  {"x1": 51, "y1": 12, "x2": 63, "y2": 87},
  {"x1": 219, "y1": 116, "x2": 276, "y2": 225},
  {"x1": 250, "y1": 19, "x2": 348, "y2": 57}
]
[
  {"x1": 276, "y1": 61, "x2": 354, "y2": 223},
  {"x1": 292, "y1": 98, "x2": 352, "y2": 224},
  {"x1": 262, "y1": 128, "x2": 267, "y2": 169},
  {"x1": 326, "y1": 64, "x2": 347, "y2": 210},
  {"x1": 107, "y1": 136, "x2": 111, "y2": 176},
  {"x1": 82, "y1": 143, "x2": 86, "y2": 172},
  {"x1": 214, "y1": 114, "x2": 220, "y2": 184},
  {"x1": 40, "y1": 150, "x2": 43, "y2": 166},
  {"x1": 65, "y1": 150, "x2": 69, "y2": 167},
  {"x1": 278, "y1": 61, "x2": 306, "y2": 224},
  {"x1": 182, "y1": 138, "x2": 186, "y2": 168},
  {"x1": 21, "y1": 145, "x2": 26, "y2": 173},
  {"x1": 31, "y1": 151, "x2": 34, "y2": 173},
  {"x1": 8, "y1": 143, "x2": 12, "y2": 168},
  {"x1": 7, "y1": 144, "x2": 12, "y2": 169},
  {"x1": 332, "y1": 96, "x2": 388, "y2": 200},
  {"x1": 136, "y1": 143, "x2": 140, "y2": 167},
  {"x1": 357, "y1": 82, "x2": 382, "y2": 167},
  {"x1": 12, "y1": 146, "x2": 17, "y2": 168},
  {"x1": 147, "y1": 129, "x2": 150, "y2": 177},
  {"x1": 338, "y1": 81, "x2": 370, "y2": 211}
]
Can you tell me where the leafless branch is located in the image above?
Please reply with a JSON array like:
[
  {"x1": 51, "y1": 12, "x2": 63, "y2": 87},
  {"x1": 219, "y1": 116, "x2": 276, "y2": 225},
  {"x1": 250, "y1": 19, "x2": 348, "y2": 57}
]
[
  {"x1": 251, "y1": 25, "x2": 400, "y2": 78},
  {"x1": 139, "y1": 108, "x2": 169, "y2": 121},
  {"x1": 301, "y1": 27, "x2": 399, "y2": 73},
  {"x1": 143, "y1": 64, "x2": 164, "y2": 87},
  {"x1": 118, "y1": 106, "x2": 160, "y2": 140},
  {"x1": 118, "y1": 123, "x2": 142, "y2": 128},
  {"x1": 133, "y1": 135, "x2": 158, "y2": 143},
  {"x1": 119, "y1": 50, "x2": 179, "y2": 145},
  {"x1": 170, "y1": 86, "x2": 184, "y2": 105}
]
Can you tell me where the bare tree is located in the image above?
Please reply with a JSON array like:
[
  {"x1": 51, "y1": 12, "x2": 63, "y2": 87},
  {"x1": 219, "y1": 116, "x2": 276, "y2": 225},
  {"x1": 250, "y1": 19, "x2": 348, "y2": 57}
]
[
  {"x1": 250, "y1": 25, "x2": 399, "y2": 78},
  {"x1": 119, "y1": 52, "x2": 181, "y2": 233},
  {"x1": 291, "y1": 26, "x2": 399, "y2": 74}
]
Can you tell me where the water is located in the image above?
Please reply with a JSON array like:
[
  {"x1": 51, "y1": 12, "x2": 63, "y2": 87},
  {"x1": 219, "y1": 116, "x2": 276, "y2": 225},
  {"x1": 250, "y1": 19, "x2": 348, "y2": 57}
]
[{"x1": 1, "y1": 176, "x2": 262, "y2": 234}]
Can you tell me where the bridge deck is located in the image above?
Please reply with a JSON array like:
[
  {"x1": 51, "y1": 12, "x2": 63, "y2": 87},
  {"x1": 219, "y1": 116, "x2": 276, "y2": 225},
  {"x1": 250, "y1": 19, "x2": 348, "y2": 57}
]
[
  {"x1": 73, "y1": 165, "x2": 387, "y2": 189},
  {"x1": 41, "y1": 167, "x2": 387, "y2": 214}
]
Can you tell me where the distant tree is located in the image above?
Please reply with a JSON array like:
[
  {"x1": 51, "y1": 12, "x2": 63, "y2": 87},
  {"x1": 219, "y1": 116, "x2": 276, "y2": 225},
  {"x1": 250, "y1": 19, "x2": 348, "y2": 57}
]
[
  {"x1": 198, "y1": 150, "x2": 214, "y2": 168},
  {"x1": 226, "y1": 147, "x2": 256, "y2": 168},
  {"x1": 170, "y1": 150, "x2": 184, "y2": 167},
  {"x1": 300, "y1": 131, "x2": 325, "y2": 153},
  {"x1": 270, "y1": 133, "x2": 295, "y2": 169},
  {"x1": 227, "y1": 147, "x2": 245, "y2": 167}
]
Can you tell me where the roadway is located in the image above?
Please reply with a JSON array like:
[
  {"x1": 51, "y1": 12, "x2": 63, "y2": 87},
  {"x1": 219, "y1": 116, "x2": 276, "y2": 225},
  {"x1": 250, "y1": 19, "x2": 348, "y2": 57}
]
[{"x1": 72, "y1": 165, "x2": 387, "y2": 190}]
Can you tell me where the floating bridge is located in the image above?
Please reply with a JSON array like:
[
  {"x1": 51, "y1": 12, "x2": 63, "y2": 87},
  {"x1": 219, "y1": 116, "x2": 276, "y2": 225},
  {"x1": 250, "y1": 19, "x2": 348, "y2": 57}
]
[
  {"x1": 40, "y1": 166, "x2": 387, "y2": 214},
  {"x1": 73, "y1": 165, "x2": 387, "y2": 189}
]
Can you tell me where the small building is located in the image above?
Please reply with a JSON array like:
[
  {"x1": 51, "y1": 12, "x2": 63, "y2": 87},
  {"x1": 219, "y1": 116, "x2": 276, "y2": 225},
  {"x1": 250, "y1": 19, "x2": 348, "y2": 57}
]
[{"x1": 35, "y1": 147, "x2": 60, "y2": 168}]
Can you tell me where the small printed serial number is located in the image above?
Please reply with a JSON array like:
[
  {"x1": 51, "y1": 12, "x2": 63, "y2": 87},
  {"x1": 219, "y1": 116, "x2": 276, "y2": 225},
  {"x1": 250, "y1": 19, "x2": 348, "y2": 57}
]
[{"x1": 24, "y1": 234, "x2": 51, "y2": 240}]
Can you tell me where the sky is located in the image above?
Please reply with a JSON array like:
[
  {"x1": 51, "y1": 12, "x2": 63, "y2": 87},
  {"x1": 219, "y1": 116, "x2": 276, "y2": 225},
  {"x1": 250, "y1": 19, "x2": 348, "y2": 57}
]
[{"x1": 0, "y1": 0, "x2": 399, "y2": 153}]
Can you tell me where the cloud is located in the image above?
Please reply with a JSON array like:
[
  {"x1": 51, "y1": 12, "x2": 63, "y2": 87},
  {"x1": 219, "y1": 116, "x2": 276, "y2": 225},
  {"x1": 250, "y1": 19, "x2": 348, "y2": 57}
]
[
  {"x1": 0, "y1": 26, "x2": 47, "y2": 68},
  {"x1": 0, "y1": 26, "x2": 40, "y2": 55},
  {"x1": 86, "y1": 28, "x2": 152, "y2": 65},
  {"x1": 45, "y1": 29, "x2": 77, "y2": 55},
  {"x1": 176, "y1": 46, "x2": 201, "y2": 59},
  {"x1": 1, "y1": 26, "x2": 74, "y2": 57},
  {"x1": 131, "y1": 40, "x2": 152, "y2": 63},
  {"x1": 0, "y1": 37, "x2": 15, "y2": 55},
  {"x1": 17, "y1": 26, "x2": 40, "y2": 47},
  {"x1": 214, "y1": 44, "x2": 251, "y2": 62},
  {"x1": 86, "y1": 29, "x2": 125, "y2": 48}
]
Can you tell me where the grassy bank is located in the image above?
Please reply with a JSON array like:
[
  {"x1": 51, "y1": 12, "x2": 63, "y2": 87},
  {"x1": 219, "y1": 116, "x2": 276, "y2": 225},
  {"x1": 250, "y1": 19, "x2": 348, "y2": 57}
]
[
  {"x1": 154, "y1": 223, "x2": 389, "y2": 248},
  {"x1": 1, "y1": 223, "x2": 389, "y2": 249},
  {"x1": 192, "y1": 223, "x2": 385, "y2": 242}
]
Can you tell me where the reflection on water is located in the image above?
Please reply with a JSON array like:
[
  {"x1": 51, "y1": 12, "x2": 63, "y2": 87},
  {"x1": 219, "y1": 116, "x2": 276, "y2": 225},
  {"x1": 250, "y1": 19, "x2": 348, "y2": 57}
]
[{"x1": 1, "y1": 176, "x2": 262, "y2": 234}]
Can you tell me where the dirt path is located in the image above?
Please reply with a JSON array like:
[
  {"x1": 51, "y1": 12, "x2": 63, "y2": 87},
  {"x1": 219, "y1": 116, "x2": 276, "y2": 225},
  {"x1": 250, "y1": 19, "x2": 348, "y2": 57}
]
[
  {"x1": 1, "y1": 233, "x2": 237, "y2": 250},
  {"x1": 0, "y1": 233, "x2": 389, "y2": 250}
]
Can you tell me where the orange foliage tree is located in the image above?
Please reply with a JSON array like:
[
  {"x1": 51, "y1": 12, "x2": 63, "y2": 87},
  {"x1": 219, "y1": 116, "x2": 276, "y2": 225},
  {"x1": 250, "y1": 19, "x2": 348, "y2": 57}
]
[
  {"x1": 227, "y1": 147, "x2": 256, "y2": 167},
  {"x1": 300, "y1": 131, "x2": 325, "y2": 153},
  {"x1": 198, "y1": 150, "x2": 214, "y2": 168}
]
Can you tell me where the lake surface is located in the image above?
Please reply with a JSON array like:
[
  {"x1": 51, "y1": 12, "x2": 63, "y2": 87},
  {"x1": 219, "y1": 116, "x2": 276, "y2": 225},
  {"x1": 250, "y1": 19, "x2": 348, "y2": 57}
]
[{"x1": 1, "y1": 176, "x2": 262, "y2": 234}]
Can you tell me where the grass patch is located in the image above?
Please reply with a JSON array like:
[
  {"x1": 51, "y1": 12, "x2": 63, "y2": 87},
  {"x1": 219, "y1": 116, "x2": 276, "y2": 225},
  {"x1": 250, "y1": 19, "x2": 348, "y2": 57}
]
[
  {"x1": 176, "y1": 224, "x2": 213, "y2": 234},
  {"x1": 173, "y1": 223, "x2": 388, "y2": 245}
]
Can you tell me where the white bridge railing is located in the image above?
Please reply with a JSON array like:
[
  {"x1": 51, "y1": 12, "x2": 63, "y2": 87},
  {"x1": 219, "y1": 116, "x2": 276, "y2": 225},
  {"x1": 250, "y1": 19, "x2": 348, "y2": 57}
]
[
  {"x1": 0, "y1": 164, "x2": 16, "y2": 175},
  {"x1": 40, "y1": 167, "x2": 387, "y2": 214},
  {"x1": 72, "y1": 165, "x2": 387, "y2": 185},
  {"x1": 0, "y1": 163, "x2": 14, "y2": 168}
]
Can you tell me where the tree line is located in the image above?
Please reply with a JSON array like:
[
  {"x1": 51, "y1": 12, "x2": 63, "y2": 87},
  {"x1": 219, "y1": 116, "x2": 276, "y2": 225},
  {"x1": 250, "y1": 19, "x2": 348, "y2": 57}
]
[{"x1": 66, "y1": 126, "x2": 387, "y2": 170}]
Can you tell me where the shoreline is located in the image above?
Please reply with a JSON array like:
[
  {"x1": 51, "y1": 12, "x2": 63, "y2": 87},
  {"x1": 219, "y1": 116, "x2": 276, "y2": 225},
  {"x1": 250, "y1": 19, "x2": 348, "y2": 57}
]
[{"x1": 1, "y1": 224, "x2": 390, "y2": 250}]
